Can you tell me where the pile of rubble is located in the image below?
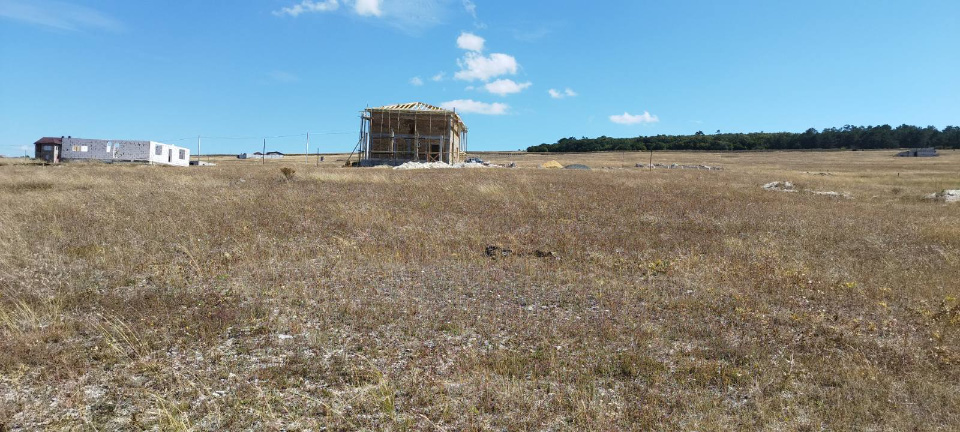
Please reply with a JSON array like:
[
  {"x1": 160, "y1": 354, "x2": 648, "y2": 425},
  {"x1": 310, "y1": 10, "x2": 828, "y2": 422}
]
[
  {"x1": 763, "y1": 181, "x2": 796, "y2": 192},
  {"x1": 763, "y1": 181, "x2": 852, "y2": 198},
  {"x1": 540, "y1": 160, "x2": 564, "y2": 169},
  {"x1": 811, "y1": 191, "x2": 853, "y2": 199},
  {"x1": 392, "y1": 161, "x2": 489, "y2": 170},
  {"x1": 926, "y1": 189, "x2": 960, "y2": 203}
]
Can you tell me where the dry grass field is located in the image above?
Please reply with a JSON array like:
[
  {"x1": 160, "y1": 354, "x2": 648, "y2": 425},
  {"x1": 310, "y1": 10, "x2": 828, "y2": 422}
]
[{"x1": 1, "y1": 150, "x2": 959, "y2": 430}]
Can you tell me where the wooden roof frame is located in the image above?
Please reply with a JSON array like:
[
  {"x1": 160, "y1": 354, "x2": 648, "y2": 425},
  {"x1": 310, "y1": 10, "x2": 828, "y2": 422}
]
[{"x1": 365, "y1": 102, "x2": 467, "y2": 131}]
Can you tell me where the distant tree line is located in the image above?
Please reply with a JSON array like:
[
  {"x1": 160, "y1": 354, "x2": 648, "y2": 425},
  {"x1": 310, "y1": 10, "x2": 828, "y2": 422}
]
[{"x1": 526, "y1": 125, "x2": 960, "y2": 152}]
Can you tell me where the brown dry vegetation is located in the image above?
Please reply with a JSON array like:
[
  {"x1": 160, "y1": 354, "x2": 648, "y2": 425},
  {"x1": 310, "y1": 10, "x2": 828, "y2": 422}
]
[{"x1": 1, "y1": 150, "x2": 959, "y2": 430}]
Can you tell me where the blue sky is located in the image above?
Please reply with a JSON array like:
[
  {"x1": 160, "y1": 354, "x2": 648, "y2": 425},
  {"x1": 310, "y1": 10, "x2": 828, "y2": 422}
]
[{"x1": 1, "y1": 0, "x2": 958, "y2": 156}]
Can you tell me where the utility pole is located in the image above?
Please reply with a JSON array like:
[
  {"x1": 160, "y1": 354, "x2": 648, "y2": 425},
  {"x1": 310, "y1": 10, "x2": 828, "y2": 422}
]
[
  {"x1": 197, "y1": 135, "x2": 201, "y2": 165},
  {"x1": 305, "y1": 132, "x2": 310, "y2": 165},
  {"x1": 316, "y1": 147, "x2": 320, "y2": 167},
  {"x1": 262, "y1": 138, "x2": 266, "y2": 165}
]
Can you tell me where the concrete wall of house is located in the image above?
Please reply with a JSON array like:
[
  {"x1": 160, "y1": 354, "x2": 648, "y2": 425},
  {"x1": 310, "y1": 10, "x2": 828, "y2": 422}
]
[
  {"x1": 61, "y1": 138, "x2": 145, "y2": 161},
  {"x1": 60, "y1": 138, "x2": 189, "y2": 166},
  {"x1": 115, "y1": 141, "x2": 153, "y2": 161}
]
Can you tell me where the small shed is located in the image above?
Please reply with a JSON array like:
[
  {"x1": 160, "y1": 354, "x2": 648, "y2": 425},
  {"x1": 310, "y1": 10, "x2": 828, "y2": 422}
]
[
  {"x1": 34, "y1": 137, "x2": 63, "y2": 163},
  {"x1": 358, "y1": 102, "x2": 468, "y2": 166},
  {"x1": 897, "y1": 148, "x2": 938, "y2": 157}
]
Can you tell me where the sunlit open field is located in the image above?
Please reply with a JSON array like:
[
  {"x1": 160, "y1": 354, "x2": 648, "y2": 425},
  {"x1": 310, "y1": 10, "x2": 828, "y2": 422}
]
[{"x1": 1, "y1": 150, "x2": 959, "y2": 430}]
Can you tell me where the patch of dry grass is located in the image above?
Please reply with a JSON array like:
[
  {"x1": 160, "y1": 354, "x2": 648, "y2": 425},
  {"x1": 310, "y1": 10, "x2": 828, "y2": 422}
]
[{"x1": 1, "y1": 150, "x2": 958, "y2": 430}]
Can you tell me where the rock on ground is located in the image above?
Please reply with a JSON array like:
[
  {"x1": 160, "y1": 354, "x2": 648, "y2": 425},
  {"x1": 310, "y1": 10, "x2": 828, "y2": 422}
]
[
  {"x1": 763, "y1": 181, "x2": 796, "y2": 192},
  {"x1": 928, "y1": 189, "x2": 960, "y2": 202}
]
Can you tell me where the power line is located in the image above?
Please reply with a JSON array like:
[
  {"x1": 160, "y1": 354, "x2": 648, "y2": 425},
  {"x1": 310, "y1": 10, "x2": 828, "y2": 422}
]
[
  {"x1": 157, "y1": 131, "x2": 352, "y2": 142},
  {"x1": 6, "y1": 132, "x2": 353, "y2": 145}
]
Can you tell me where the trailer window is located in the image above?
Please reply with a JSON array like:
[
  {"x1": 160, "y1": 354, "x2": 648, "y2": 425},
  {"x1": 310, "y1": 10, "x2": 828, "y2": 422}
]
[
  {"x1": 155, "y1": 145, "x2": 163, "y2": 156},
  {"x1": 179, "y1": 149, "x2": 186, "y2": 159}
]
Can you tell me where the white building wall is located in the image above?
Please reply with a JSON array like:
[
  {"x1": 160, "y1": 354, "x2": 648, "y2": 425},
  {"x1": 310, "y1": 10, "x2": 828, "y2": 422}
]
[
  {"x1": 147, "y1": 141, "x2": 190, "y2": 167},
  {"x1": 60, "y1": 138, "x2": 189, "y2": 167}
]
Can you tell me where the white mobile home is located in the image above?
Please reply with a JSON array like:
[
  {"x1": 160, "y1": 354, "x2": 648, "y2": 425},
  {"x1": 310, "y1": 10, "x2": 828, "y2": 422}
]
[{"x1": 36, "y1": 136, "x2": 191, "y2": 167}]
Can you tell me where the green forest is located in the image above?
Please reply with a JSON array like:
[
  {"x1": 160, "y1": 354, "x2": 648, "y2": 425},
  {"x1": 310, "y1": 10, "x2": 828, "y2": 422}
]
[{"x1": 526, "y1": 125, "x2": 960, "y2": 152}]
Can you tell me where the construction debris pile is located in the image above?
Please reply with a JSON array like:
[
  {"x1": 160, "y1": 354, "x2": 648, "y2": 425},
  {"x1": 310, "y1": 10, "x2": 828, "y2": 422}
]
[
  {"x1": 763, "y1": 181, "x2": 852, "y2": 199},
  {"x1": 926, "y1": 189, "x2": 960, "y2": 203},
  {"x1": 811, "y1": 191, "x2": 853, "y2": 198},
  {"x1": 392, "y1": 161, "x2": 491, "y2": 170},
  {"x1": 538, "y1": 160, "x2": 593, "y2": 170},
  {"x1": 763, "y1": 181, "x2": 796, "y2": 192},
  {"x1": 540, "y1": 160, "x2": 564, "y2": 169}
]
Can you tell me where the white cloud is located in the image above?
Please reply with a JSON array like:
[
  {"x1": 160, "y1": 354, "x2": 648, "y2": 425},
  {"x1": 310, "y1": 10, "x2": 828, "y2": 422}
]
[
  {"x1": 548, "y1": 88, "x2": 577, "y2": 99},
  {"x1": 409, "y1": 76, "x2": 424, "y2": 86},
  {"x1": 610, "y1": 111, "x2": 660, "y2": 125},
  {"x1": 0, "y1": 0, "x2": 122, "y2": 31},
  {"x1": 453, "y1": 33, "x2": 521, "y2": 83},
  {"x1": 440, "y1": 99, "x2": 508, "y2": 115},
  {"x1": 354, "y1": 0, "x2": 382, "y2": 17},
  {"x1": 431, "y1": 72, "x2": 445, "y2": 82},
  {"x1": 274, "y1": 0, "x2": 434, "y2": 33},
  {"x1": 485, "y1": 79, "x2": 531, "y2": 96},
  {"x1": 376, "y1": 0, "x2": 447, "y2": 34},
  {"x1": 462, "y1": 0, "x2": 477, "y2": 19},
  {"x1": 455, "y1": 52, "x2": 518, "y2": 82},
  {"x1": 456, "y1": 32, "x2": 485, "y2": 52},
  {"x1": 272, "y1": 0, "x2": 339, "y2": 17}
]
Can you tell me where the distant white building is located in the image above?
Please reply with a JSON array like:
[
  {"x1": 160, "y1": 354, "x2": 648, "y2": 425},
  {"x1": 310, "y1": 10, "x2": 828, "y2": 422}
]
[
  {"x1": 238, "y1": 151, "x2": 284, "y2": 159},
  {"x1": 34, "y1": 136, "x2": 190, "y2": 167}
]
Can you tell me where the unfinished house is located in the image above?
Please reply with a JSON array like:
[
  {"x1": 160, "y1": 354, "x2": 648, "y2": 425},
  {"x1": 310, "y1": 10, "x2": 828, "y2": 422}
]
[
  {"x1": 358, "y1": 102, "x2": 468, "y2": 166},
  {"x1": 896, "y1": 147, "x2": 939, "y2": 157},
  {"x1": 34, "y1": 136, "x2": 190, "y2": 167}
]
